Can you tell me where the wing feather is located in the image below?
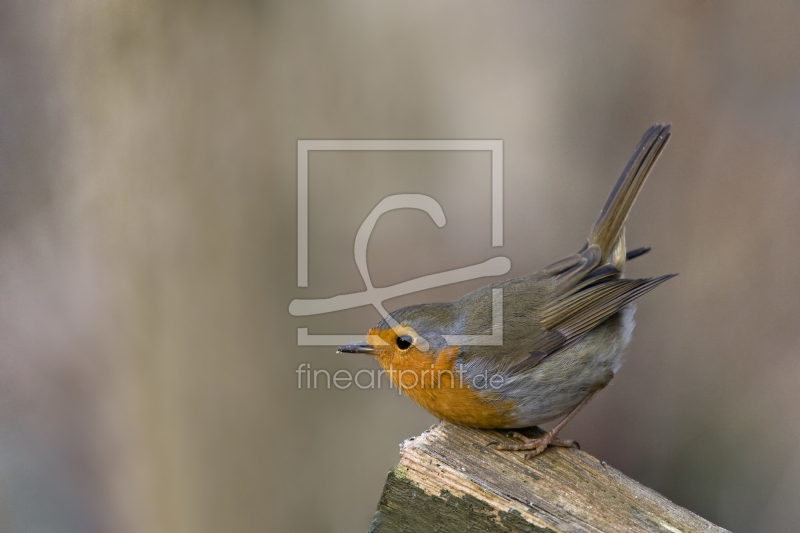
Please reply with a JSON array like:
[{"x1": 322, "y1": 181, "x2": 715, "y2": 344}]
[{"x1": 508, "y1": 274, "x2": 676, "y2": 373}]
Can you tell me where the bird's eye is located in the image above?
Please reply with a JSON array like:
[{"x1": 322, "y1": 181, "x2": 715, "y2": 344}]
[{"x1": 396, "y1": 335, "x2": 413, "y2": 350}]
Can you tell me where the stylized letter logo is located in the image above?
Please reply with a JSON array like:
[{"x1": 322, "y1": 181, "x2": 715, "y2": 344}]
[{"x1": 291, "y1": 140, "x2": 508, "y2": 346}]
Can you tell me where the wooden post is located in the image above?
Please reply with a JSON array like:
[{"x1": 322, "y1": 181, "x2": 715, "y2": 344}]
[{"x1": 369, "y1": 422, "x2": 728, "y2": 533}]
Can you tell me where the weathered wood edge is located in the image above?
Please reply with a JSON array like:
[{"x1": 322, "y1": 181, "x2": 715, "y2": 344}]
[{"x1": 369, "y1": 422, "x2": 729, "y2": 533}]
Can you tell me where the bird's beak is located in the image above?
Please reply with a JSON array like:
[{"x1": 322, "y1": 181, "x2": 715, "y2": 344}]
[{"x1": 337, "y1": 341, "x2": 377, "y2": 355}]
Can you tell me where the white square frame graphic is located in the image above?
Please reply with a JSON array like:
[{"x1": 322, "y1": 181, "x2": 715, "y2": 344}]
[{"x1": 297, "y1": 139, "x2": 504, "y2": 288}]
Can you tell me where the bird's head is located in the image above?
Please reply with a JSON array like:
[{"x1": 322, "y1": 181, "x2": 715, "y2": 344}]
[{"x1": 337, "y1": 303, "x2": 456, "y2": 368}]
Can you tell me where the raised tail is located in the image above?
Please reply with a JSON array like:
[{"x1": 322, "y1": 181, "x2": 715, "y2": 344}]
[{"x1": 588, "y1": 123, "x2": 671, "y2": 268}]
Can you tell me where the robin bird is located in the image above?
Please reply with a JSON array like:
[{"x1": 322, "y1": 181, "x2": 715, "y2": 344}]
[{"x1": 339, "y1": 124, "x2": 675, "y2": 459}]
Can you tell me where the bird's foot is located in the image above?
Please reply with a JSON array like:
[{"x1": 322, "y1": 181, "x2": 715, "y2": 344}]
[{"x1": 489, "y1": 428, "x2": 579, "y2": 460}]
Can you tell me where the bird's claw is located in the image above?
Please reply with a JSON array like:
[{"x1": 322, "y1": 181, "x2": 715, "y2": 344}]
[{"x1": 490, "y1": 429, "x2": 578, "y2": 460}]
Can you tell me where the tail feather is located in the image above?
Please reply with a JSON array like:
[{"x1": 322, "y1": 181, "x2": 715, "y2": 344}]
[
  {"x1": 625, "y1": 246, "x2": 651, "y2": 261},
  {"x1": 588, "y1": 124, "x2": 671, "y2": 267}
]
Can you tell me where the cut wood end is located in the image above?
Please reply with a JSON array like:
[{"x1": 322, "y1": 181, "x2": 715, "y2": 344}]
[{"x1": 369, "y1": 422, "x2": 729, "y2": 533}]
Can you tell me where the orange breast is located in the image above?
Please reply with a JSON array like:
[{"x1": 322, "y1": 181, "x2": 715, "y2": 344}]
[{"x1": 376, "y1": 345, "x2": 516, "y2": 428}]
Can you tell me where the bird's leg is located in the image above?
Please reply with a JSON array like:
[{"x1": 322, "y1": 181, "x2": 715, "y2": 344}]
[
  {"x1": 507, "y1": 431, "x2": 578, "y2": 447},
  {"x1": 498, "y1": 430, "x2": 578, "y2": 449},
  {"x1": 492, "y1": 388, "x2": 602, "y2": 459}
]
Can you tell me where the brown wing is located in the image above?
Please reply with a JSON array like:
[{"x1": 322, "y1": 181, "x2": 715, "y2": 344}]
[
  {"x1": 509, "y1": 251, "x2": 674, "y2": 372},
  {"x1": 540, "y1": 275, "x2": 675, "y2": 340}
]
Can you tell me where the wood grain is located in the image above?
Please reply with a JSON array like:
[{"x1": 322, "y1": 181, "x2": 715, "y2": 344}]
[{"x1": 369, "y1": 422, "x2": 728, "y2": 533}]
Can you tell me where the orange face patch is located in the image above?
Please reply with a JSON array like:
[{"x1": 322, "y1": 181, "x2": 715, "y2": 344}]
[{"x1": 367, "y1": 327, "x2": 515, "y2": 428}]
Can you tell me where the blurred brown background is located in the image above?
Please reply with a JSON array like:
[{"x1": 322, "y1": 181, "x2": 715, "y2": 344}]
[{"x1": 1, "y1": 1, "x2": 800, "y2": 532}]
